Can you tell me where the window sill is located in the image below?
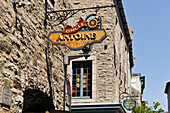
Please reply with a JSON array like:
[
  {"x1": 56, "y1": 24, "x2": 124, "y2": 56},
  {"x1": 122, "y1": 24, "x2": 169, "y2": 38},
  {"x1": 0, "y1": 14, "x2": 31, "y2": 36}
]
[
  {"x1": 72, "y1": 97, "x2": 91, "y2": 99},
  {"x1": 72, "y1": 98, "x2": 96, "y2": 103}
]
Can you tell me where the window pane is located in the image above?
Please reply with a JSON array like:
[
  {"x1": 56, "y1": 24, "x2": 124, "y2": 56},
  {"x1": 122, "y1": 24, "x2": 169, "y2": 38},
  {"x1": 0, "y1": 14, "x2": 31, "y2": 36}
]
[
  {"x1": 87, "y1": 63, "x2": 91, "y2": 67},
  {"x1": 72, "y1": 92, "x2": 75, "y2": 97},
  {"x1": 88, "y1": 90, "x2": 91, "y2": 97},
  {"x1": 88, "y1": 68, "x2": 92, "y2": 74},
  {"x1": 77, "y1": 63, "x2": 81, "y2": 68},
  {"x1": 83, "y1": 63, "x2": 87, "y2": 68},
  {"x1": 77, "y1": 68, "x2": 80, "y2": 74},
  {"x1": 73, "y1": 75, "x2": 76, "y2": 80},
  {"x1": 73, "y1": 81, "x2": 76, "y2": 85},
  {"x1": 73, "y1": 69, "x2": 76, "y2": 74},
  {"x1": 77, "y1": 91, "x2": 80, "y2": 96},
  {"x1": 83, "y1": 91, "x2": 87, "y2": 96},
  {"x1": 84, "y1": 68, "x2": 87, "y2": 74}
]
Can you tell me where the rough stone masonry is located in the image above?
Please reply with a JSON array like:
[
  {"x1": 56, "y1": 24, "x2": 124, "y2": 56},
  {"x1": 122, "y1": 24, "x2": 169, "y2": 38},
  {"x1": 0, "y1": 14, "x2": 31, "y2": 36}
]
[
  {"x1": 0, "y1": 0, "x2": 72, "y2": 112},
  {"x1": 68, "y1": 0, "x2": 132, "y2": 106},
  {"x1": 0, "y1": 0, "x2": 133, "y2": 112}
]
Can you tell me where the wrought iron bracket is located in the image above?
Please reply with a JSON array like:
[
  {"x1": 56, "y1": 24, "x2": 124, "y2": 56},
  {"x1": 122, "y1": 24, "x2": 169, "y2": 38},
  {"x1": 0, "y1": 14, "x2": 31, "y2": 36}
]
[
  {"x1": 119, "y1": 91, "x2": 129, "y2": 100},
  {"x1": 48, "y1": 4, "x2": 117, "y2": 13},
  {"x1": 46, "y1": 4, "x2": 117, "y2": 26}
]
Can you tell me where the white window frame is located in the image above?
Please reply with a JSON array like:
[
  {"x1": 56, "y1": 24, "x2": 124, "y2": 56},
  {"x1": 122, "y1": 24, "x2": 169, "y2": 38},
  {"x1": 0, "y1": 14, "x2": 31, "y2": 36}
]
[{"x1": 68, "y1": 56, "x2": 97, "y2": 103}]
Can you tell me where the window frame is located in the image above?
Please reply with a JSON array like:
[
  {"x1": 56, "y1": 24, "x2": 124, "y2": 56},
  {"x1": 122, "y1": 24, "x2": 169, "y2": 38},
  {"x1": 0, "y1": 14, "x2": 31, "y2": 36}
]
[
  {"x1": 72, "y1": 61, "x2": 92, "y2": 99},
  {"x1": 68, "y1": 56, "x2": 97, "y2": 102}
]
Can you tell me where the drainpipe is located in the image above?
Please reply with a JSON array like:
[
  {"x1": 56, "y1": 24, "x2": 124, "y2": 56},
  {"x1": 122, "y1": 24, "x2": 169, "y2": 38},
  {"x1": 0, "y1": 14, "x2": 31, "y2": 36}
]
[{"x1": 44, "y1": 0, "x2": 54, "y2": 110}]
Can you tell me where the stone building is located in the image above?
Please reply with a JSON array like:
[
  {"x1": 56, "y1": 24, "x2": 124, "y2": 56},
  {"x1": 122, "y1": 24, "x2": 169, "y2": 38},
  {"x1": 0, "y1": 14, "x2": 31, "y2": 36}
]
[
  {"x1": 0, "y1": 0, "x2": 135, "y2": 112},
  {"x1": 59, "y1": 0, "x2": 134, "y2": 112},
  {"x1": 131, "y1": 73, "x2": 145, "y2": 106},
  {"x1": 165, "y1": 82, "x2": 170, "y2": 112},
  {"x1": 0, "y1": 0, "x2": 73, "y2": 112}
]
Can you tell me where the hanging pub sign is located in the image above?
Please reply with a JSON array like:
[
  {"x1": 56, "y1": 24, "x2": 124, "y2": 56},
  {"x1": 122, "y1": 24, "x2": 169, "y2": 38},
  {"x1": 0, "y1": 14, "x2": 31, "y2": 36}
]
[
  {"x1": 48, "y1": 14, "x2": 106, "y2": 50},
  {"x1": 123, "y1": 99, "x2": 136, "y2": 111}
]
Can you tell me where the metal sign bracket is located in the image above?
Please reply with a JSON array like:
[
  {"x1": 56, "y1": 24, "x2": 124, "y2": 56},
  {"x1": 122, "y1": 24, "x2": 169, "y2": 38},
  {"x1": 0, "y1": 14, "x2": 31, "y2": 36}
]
[{"x1": 45, "y1": 4, "x2": 117, "y2": 26}]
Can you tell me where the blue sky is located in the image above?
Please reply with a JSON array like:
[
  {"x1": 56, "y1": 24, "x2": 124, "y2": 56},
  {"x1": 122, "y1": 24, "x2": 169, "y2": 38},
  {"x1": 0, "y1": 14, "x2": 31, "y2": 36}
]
[{"x1": 122, "y1": 0, "x2": 170, "y2": 111}]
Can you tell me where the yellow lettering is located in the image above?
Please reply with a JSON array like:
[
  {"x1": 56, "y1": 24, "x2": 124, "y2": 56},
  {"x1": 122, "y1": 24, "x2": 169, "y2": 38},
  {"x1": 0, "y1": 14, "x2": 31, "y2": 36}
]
[
  {"x1": 66, "y1": 29, "x2": 70, "y2": 33},
  {"x1": 81, "y1": 22, "x2": 84, "y2": 26},
  {"x1": 70, "y1": 43, "x2": 73, "y2": 47},
  {"x1": 74, "y1": 27, "x2": 77, "y2": 31},
  {"x1": 69, "y1": 27, "x2": 77, "y2": 33},
  {"x1": 70, "y1": 29, "x2": 74, "y2": 32}
]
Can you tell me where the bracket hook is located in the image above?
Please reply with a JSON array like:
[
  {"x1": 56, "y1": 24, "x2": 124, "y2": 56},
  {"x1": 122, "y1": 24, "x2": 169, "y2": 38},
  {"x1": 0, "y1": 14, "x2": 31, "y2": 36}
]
[{"x1": 95, "y1": 5, "x2": 100, "y2": 14}]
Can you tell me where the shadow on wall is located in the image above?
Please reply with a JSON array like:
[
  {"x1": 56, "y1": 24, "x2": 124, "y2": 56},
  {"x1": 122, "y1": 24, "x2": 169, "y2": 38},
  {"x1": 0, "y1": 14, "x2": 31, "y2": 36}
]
[{"x1": 23, "y1": 89, "x2": 55, "y2": 113}]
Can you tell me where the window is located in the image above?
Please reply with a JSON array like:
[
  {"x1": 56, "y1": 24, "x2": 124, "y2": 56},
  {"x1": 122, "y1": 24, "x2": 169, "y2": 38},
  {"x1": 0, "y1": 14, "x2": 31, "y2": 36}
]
[
  {"x1": 115, "y1": 18, "x2": 118, "y2": 25},
  {"x1": 72, "y1": 61, "x2": 92, "y2": 98},
  {"x1": 124, "y1": 73, "x2": 126, "y2": 88},
  {"x1": 120, "y1": 32, "x2": 122, "y2": 40},
  {"x1": 114, "y1": 45, "x2": 117, "y2": 69},
  {"x1": 104, "y1": 45, "x2": 107, "y2": 50}
]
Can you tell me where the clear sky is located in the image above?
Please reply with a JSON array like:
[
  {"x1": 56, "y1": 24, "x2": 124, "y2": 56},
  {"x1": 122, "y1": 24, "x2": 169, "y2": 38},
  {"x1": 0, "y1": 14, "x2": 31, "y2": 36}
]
[{"x1": 122, "y1": 0, "x2": 170, "y2": 111}]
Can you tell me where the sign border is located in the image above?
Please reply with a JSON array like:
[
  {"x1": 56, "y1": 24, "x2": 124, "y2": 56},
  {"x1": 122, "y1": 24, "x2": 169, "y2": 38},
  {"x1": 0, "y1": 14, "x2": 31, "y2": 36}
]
[{"x1": 123, "y1": 99, "x2": 136, "y2": 111}]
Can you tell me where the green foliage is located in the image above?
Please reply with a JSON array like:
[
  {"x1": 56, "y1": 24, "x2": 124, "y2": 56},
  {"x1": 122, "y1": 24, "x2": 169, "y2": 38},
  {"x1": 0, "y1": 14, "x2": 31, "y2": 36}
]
[{"x1": 132, "y1": 101, "x2": 164, "y2": 113}]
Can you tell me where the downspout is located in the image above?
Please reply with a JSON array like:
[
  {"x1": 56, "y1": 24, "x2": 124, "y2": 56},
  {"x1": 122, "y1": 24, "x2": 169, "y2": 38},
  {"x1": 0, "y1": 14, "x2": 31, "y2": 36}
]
[{"x1": 44, "y1": 0, "x2": 54, "y2": 110}]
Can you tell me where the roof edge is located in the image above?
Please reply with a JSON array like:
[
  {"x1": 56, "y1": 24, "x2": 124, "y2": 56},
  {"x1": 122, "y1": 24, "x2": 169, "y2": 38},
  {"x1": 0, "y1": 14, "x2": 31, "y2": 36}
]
[
  {"x1": 115, "y1": 0, "x2": 134, "y2": 68},
  {"x1": 71, "y1": 103, "x2": 126, "y2": 113}
]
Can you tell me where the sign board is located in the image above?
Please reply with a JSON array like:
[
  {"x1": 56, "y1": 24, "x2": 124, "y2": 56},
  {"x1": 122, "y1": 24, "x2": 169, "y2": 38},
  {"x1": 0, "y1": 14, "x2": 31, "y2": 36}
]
[
  {"x1": 123, "y1": 99, "x2": 136, "y2": 111},
  {"x1": 0, "y1": 87, "x2": 12, "y2": 106},
  {"x1": 48, "y1": 14, "x2": 107, "y2": 50}
]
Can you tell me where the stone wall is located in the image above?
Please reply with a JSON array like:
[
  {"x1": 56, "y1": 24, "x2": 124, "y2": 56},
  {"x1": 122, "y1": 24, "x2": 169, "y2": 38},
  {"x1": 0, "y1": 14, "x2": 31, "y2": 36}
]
[
  {"x1": 131, "y1": 87, "x2": 142, "y2": 106},
  {"x1": 68, "y1": 0, "x2": 131, "y2": 105},
  {"x1": 0, "y1": 0, "x2": 71, "y2": 112}
]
